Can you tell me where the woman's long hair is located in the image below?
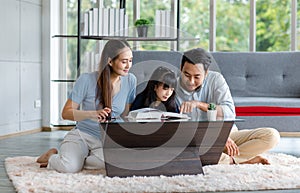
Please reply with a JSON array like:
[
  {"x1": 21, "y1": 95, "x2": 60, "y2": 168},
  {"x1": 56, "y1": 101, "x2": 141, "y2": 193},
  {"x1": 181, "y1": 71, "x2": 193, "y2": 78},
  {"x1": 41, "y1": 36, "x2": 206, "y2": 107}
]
[
  {"x1": 96, "y1": 40, "x2": 131, "y2": 110},
  {"x1": 140, "y1": 66, "x2": 178, "y2": 112}
]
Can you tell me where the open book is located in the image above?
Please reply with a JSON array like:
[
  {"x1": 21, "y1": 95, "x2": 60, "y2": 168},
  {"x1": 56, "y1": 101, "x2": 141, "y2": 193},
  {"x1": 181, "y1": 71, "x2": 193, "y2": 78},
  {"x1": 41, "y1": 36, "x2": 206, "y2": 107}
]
[{"x1": 127, "y1": 108, "x2": 190, "y2": 120}]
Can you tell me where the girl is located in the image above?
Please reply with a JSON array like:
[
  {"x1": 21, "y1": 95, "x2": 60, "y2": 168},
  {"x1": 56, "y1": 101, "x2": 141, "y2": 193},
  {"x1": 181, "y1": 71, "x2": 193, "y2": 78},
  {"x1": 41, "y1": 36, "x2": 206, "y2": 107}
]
[
  {"x1": 130, "y1": 66, "x2": 178, "y2": 113},
  {"x1": 37, "y1": 40, "x2": 136, "y2": 173}
]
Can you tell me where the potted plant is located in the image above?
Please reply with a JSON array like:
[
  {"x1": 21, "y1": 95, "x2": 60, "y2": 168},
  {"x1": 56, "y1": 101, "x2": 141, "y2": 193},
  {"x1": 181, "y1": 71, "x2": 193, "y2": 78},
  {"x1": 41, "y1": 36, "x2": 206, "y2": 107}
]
[
  {"x1": 134, "y1": 18, "x2": 151, "y2": 37},
  {"x1": 207, "y1": 103, "x2": 217, "y2": 121}
]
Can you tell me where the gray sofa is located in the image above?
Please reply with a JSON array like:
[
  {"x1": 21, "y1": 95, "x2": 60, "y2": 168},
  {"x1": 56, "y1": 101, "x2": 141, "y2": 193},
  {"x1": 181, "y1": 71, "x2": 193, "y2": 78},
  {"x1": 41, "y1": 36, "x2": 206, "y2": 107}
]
[{"x1": 131, "y1": 50, "x2": 300, "y2": 132}]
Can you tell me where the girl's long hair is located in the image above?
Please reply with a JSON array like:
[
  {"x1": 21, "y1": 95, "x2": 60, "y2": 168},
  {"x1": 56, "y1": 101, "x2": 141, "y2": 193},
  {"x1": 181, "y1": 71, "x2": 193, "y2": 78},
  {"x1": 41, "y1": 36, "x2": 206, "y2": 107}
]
[
  {"x1": 96, "y1": 40, "x2": 131, "y2": 110},
  {"x1": 141, "y1": 66, "x2": 178, "y2": 112}
]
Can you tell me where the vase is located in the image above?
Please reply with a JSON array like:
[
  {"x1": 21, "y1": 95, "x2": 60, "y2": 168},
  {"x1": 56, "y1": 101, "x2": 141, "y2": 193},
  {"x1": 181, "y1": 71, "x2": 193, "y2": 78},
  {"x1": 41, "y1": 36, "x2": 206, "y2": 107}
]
[
  {"x1": 207, "y1": 110, "x2": 217, "y2": 121},
  {"x1": 136, "y1": 26, "x2": 148, "y2": 37}
]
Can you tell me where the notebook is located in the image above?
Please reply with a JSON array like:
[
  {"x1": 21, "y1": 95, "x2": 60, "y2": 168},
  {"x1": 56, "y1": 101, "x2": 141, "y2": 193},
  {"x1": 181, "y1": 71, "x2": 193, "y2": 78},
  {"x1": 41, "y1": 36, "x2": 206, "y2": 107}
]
[{"x1": 127, "y1": 107, "x2": 190, "y2": 120}]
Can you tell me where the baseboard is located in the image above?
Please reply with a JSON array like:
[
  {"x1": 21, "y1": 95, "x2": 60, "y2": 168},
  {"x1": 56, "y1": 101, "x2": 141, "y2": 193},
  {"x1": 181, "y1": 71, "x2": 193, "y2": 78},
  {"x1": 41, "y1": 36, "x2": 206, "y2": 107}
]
[
  {"x1": 41, "y1": 126, "x2": 52, "y2": 132},
  {"x1": 0, "y1": 128, "x2": 42, "y2": 140},
  {"x1": 0, "y1": 126, "x2": 73, "y2": 140},
  {"x1": 49, "y1": 126, "x2": 73, "y2": 131},
  {"x1": 42, "y1": 126, "x2": 73, "y2": 132},
  {"x1": 280, "y1": 132, "x2": 300, "y2": 137}
]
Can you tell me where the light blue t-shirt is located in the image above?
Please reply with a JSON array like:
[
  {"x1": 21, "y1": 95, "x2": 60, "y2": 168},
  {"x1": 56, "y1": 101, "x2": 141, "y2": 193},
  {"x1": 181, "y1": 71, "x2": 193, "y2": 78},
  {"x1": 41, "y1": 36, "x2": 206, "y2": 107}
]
[{"x1": 69, "y1": 71, "x2": 136, "y2": 139}]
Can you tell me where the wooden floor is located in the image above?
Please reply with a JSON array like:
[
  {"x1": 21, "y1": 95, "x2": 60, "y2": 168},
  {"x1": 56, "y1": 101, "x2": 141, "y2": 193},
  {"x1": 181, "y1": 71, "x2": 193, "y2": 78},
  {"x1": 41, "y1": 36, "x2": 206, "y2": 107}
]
[{"x1": 1, "y1": 130, "x2": 300, "y2": 193}]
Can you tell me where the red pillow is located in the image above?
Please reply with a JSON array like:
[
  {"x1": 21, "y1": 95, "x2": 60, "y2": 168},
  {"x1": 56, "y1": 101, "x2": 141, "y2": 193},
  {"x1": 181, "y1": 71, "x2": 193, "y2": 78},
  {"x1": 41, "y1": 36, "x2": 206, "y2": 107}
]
[{"x1": 235, "y1": 106, "x2": 300, "y2": 116}]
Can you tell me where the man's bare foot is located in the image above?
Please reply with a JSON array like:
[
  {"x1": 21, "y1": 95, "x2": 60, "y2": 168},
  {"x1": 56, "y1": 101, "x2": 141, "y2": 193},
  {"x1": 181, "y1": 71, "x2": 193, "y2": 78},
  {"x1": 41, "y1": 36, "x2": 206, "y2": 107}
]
[
  {"x1": 36, "y1": 148, "x2": 58, "y2": 166},
  {"x1": 240, "y1": 155, "x2": 270, "y2": 165}
]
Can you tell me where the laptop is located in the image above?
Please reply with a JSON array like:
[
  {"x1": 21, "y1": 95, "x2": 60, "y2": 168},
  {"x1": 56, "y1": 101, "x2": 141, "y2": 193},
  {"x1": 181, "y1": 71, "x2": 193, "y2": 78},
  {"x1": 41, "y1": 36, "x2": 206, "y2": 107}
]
[{"x1": 100, "y1": 120, "x2": 234, "y2": 177}]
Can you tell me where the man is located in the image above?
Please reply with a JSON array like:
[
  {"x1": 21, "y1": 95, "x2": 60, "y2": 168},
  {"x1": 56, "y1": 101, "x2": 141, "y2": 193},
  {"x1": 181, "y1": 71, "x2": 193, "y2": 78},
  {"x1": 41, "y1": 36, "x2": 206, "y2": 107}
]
[{"x1": 176, "y1": 48, "x2": 280, "y2": 164}]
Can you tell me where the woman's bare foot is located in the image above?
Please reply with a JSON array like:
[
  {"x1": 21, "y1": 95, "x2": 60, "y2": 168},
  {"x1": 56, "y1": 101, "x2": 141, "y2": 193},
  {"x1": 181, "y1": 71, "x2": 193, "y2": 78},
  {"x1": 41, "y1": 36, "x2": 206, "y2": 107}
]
[
  {"x1": 240, "y1": 155, "x2": 270, "y2": 165},
  {"x1": 36, "y1": 148, "x2": 58, "y2": 167}
]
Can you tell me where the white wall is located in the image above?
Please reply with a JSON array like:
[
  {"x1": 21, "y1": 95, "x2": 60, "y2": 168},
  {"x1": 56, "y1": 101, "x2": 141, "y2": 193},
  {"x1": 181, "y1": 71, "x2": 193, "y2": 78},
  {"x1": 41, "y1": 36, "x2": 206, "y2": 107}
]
[{"x1": 0, "y1": 0, "x2": 43, "y2": 136}]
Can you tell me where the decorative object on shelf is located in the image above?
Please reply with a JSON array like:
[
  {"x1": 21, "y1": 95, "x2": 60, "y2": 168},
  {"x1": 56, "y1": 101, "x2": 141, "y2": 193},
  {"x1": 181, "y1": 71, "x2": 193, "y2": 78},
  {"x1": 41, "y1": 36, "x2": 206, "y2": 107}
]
[
  {"x1": 207, "y1": 103, "x2": 217, "y2": 121},
  {"x1": 134, "y1": 18, "x2": 151, "y2": 37}
]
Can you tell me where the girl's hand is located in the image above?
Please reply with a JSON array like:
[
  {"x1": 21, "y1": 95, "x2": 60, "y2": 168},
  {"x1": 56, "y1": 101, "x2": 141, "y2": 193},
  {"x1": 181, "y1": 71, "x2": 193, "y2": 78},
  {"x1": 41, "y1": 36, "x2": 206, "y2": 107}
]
[{"x1": 97, "y1": 107, "x2": 112, "y2": 122}]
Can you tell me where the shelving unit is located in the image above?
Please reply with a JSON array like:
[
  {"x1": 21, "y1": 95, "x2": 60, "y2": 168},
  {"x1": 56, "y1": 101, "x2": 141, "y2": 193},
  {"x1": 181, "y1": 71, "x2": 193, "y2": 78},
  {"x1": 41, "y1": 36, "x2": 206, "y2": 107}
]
[
  {"x1": 50, "y1": 0, "x2": 181, "y2": 127},
  {"x1": 81, "y1": 36, "x2": 178, "y2": 41},
  {"x1": 74, "y1": 0, "x2": 180, "y2": 77},
  {"x1": 54, "y1": 0, "x2": 181, "y2": 73}
]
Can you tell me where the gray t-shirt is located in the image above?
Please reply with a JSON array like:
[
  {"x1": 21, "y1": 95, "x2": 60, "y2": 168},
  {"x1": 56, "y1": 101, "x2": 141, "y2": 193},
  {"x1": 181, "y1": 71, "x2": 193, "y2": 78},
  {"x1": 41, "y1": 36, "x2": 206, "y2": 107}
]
[
  {"x1": 175, "y1": 71, "x2": 236, "y2": 121},
  {"x1": 69, "y1": 71, "x2": 136, "y2": 139}
]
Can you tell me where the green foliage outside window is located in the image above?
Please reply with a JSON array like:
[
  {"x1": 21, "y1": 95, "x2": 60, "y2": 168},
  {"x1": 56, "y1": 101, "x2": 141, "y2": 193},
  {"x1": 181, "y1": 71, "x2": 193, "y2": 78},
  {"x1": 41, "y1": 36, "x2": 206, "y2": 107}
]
[{"x1": 256, "y1": 0, "x2": 291, "y2": 51}]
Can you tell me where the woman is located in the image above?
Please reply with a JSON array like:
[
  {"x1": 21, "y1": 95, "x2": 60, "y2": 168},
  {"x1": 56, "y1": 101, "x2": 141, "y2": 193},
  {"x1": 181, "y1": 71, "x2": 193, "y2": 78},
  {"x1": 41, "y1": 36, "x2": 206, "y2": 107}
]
[
  {"x1": 130, "y1": 66, "x2": 178, "y2": 113},
  {"x1": 37, "y1": 40, "x2": 136, "y2": 173}
]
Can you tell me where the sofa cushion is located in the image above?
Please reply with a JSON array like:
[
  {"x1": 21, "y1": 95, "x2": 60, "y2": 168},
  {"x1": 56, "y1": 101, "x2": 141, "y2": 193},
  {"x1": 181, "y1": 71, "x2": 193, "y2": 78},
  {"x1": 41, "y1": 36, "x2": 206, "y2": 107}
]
[
  {"x1": 234, "y1": 97, "x2": 300, "y2": 116},
  {"x1": 211, "y1": 52, "x2": 300, "y2": 98},
  {"x1": 235, "y1": 116, "x2": 300, "y2": 132},
  {"x1": 132, "y1": 50, "x2": 182, "y2": 67},
  {"x1": 233, "y1": 97, "x2": 300, "y2": 107}
]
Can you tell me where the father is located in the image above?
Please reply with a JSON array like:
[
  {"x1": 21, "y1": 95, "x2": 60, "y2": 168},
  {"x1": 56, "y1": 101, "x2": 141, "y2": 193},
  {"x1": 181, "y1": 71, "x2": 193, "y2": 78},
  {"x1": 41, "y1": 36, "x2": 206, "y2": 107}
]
[{"x1": 176, "y1": 48, "x2": 280, "y2": 164}]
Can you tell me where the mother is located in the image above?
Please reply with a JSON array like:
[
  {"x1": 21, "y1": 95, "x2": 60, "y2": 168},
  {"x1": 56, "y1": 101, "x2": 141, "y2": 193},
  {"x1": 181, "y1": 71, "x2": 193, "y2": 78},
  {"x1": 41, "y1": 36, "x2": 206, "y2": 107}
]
[{"x1": 37, "y1": 40, "x2": 136, "y2": 173}]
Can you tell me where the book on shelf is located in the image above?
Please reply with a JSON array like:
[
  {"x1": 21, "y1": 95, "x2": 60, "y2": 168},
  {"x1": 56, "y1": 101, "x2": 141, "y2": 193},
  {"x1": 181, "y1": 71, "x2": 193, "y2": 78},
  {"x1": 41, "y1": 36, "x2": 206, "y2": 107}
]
[
  {"x1": 155, "y1": 9, "x2": 171, "y2": 37},
  {"x1": 81, "y1": 50, "x2": 102, "y2": 73},
  {"x1": 127, "y1": 108, "x2": 190, "y2": 120},
  {"x1": 165, "y1": 10, "x2": 171, "y2": 37},
  {"x1": 83, "y1": 12, "x2": 89, "y2": 35},
  {"x1": 102, "y1": 8, "x2": 109, "y2": 36},
  {"x1": 160, "y1": 10, "x2": 166, "y2": 37},
  {"x1": 81, "y1": 5, "x2": 128, "y2": 37},
  {"x1": 115, "y1": 8, "x2": 120, "y2": 36},
  {"x1": 155, "y1": 10, "x2": 161, "y2": 37},
  {"x1": 124, "y1": 14, "x2": 129, "y2": 36},
  {"x1": 108, "y1": 8, "x2": 115, "y2": 36},
  {"x1": 98, "y1": 0, "x2": 104, "y2": 36},
  {"x1": 98, "y1": 8, "x2": 103, "y2": 36},
  {"x1": 92, "y1": 8, "x2": 99, "y2": 36},
  {"x1": 88, "y1": 9, "x2": 93, "y2": 36},
  {"x1": 119, "y1": 8, "x2": 125, "y2": 36}
]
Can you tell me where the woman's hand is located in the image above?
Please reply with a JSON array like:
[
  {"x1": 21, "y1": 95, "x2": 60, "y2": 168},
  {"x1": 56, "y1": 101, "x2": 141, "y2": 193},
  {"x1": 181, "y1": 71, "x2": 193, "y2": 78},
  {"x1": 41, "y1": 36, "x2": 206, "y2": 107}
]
[
  {"x1": 62, "y1": 99, "x2": 112, "y2": 122},
  {"x1": 97, "y1": 107, "x2": 112, "y2": 122}
]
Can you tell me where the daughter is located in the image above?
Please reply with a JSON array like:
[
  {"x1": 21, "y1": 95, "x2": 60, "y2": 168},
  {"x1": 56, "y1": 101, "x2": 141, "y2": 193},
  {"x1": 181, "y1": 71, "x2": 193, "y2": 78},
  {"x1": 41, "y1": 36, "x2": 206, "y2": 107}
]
[{"x1": 130, "y1": 66, "x2": 179, "y2": 113}]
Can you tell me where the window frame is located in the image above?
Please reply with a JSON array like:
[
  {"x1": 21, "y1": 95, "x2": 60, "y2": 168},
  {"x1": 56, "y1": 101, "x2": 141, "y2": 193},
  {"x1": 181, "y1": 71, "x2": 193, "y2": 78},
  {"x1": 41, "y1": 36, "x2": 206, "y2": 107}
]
[{"x1": 209, "y1": 0, "x2": 298, "y2": 52}]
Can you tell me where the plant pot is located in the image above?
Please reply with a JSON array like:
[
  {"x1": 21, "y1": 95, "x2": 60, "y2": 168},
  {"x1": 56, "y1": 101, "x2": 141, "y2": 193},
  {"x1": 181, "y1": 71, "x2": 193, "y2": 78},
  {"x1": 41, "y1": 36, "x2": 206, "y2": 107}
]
[
  {"x1": 136, "y1": 26, "x2": 148, "y2": 37},
  {"x1": 207, "y1": 110, "x2": 217, "y2": 121}
]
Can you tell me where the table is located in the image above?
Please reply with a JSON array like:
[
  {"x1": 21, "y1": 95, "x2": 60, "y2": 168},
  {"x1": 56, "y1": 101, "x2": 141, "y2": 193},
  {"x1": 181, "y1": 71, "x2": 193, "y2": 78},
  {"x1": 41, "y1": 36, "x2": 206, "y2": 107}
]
[{"x1": 100, "y1": 119, "x2": 235, "y2": 177}]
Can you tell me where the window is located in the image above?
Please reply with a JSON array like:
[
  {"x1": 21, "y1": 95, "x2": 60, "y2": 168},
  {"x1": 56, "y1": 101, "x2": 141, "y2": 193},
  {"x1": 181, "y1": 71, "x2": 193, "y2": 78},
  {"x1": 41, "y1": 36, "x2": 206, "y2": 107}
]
[
  {"x1": 180, "y1": 0, "x2": 209, "y2": 51},
  {"x1": 256, "y1": 0, "x2": 291, "y2": 51},
  {"x1": 173, "y1": 0, "x2": 297, "y2": 52},
  {"x1": 297, "y1": 0, "x2": 300, "y2": 50},
  {"x1": 216, "y1": 0, "x2": 250, "y2": 51}
]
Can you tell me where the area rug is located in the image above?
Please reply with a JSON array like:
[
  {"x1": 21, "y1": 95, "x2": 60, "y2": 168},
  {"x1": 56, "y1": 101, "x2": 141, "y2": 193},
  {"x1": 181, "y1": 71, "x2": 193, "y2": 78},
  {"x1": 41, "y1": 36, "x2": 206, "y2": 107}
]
[{"x1": 4, "y1": 153, "x2": 300, "y2": 193}]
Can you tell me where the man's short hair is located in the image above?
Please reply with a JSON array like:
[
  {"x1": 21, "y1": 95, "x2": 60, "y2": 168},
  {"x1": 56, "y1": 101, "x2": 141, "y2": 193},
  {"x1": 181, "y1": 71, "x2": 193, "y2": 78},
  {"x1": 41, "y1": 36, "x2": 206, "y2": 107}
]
[{"x1": 181, "y1": 48, "x2": 212, "y2": 71}]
